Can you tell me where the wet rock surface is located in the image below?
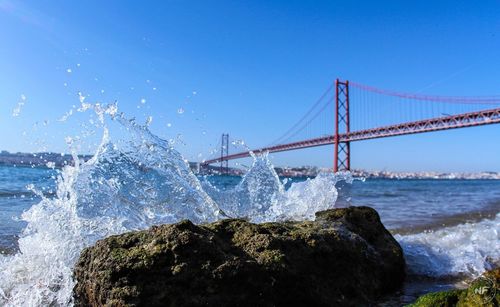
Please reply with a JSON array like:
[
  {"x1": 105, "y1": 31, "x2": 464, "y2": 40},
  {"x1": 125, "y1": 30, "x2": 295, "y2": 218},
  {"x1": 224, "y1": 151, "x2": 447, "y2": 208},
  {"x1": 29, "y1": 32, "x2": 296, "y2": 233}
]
[{"x1": 73, "y1": 206, "x2": 405, "y2": 306}]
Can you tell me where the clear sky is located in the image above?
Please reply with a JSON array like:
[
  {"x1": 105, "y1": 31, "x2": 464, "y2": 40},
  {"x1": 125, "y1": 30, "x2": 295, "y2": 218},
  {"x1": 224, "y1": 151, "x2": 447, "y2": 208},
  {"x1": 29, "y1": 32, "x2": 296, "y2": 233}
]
[{"x1": 0, "y1": 0, "x2": 499, "y2": 172}]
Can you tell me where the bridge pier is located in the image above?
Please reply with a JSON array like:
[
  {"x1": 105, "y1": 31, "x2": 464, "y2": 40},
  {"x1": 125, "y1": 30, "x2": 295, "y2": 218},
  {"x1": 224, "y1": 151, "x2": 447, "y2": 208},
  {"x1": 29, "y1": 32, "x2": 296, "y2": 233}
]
[{"x1": 334, "y1": 79, "x2": 350, "y2": 172}]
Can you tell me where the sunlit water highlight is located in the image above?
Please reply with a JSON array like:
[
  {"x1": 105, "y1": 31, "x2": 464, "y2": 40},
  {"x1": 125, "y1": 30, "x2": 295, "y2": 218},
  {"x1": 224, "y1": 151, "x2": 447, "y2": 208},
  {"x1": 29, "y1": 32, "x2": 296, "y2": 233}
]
[{"x1": 0, "y1": 103, "x2": 498, "y2": 306}]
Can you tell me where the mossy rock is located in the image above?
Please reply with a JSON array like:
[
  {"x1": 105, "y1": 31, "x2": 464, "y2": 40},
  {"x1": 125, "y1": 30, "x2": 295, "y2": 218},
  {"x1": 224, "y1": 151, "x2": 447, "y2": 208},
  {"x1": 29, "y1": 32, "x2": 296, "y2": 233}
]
[
  {"x1": 408, "y1": 268, "x2": 500, "y2": 307},
  {"x1": 73, "y1": 206, "x2": 405, "y2": 306}
]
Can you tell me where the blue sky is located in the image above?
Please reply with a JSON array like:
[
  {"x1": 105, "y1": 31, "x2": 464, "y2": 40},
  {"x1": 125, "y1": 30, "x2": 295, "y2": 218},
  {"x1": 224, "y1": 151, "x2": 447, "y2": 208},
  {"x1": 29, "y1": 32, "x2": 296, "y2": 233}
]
[{"x1": 0, "y1": 0, "x2": 499, "y2": 172}]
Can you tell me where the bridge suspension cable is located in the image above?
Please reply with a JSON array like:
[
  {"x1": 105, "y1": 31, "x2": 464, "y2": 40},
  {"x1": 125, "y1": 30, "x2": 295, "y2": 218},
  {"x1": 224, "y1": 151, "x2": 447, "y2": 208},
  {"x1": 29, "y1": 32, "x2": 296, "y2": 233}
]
[
  {"x1": 350, "y1": 81, "x2": 500, "y2": 104},
  {"x1": 269, "y1": 84, "x2": 334, "y2": 146}
]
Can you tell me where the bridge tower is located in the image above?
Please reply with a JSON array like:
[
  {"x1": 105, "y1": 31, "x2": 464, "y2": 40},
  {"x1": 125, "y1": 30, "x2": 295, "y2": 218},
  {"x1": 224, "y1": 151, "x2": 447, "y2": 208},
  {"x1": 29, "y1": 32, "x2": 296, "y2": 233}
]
[
  {"x1": 220, "y1": 133, "x2": 229, "y2": 174},
  {"x1": 334, "y1": 79, "x2": 350, "y2": 172}
]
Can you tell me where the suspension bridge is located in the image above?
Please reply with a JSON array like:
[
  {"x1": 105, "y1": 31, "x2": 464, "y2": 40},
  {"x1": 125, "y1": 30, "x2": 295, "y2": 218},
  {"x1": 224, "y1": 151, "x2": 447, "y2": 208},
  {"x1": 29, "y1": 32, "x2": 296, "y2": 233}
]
[{"x1": 202, "y1": 79, "x2": 500, "y2": 172}]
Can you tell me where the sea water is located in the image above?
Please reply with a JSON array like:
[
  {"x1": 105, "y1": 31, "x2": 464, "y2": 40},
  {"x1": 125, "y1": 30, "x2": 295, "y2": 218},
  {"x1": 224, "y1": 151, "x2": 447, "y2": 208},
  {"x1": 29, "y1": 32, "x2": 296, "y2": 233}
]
[{"x1": 0, "y1": 104, "x2": 498, "y2": 306}]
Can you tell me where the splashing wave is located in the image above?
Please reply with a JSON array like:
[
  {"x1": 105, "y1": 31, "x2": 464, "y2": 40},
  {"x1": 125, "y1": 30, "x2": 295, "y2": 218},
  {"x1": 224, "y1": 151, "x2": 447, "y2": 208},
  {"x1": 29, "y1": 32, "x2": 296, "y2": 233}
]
[
  {"x1": 0, "y1": 104, "x2": 353, "y2": 306},
  {"x1": 397, "y1": 213, "x2": 500, "y2": 277}
]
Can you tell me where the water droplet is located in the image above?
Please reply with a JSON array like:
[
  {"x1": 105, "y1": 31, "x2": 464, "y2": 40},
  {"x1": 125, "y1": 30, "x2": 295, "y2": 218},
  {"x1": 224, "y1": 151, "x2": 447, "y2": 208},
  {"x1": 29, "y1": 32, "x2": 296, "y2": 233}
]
[
  {"x1": 146, "y1": 116, "x2": 153, "y2": 126},
  {"x1": 177, "y1": 108, "x2": 185, "y2": 114},
  {"x1": 232, "y1": 140, "x2": 245, "y2": 146},
  {"x1": 46, "y1": 161, "x2": 56, "y2": 169},
  {"x1": 167, "y1": 123, "x2": 172, "y2": 128},
  {"x1": 141, "y1": 98, "x2": 146, "y2": 104},
  {"x1": 66, "y1": 68, "x2": 72, "y2": 73},
  {"x1": 77, "y1": 92, "x2": 86, "y2": 103},
  {"x1": 12, "y1": 95, "x2": 26, "y2": 117}
]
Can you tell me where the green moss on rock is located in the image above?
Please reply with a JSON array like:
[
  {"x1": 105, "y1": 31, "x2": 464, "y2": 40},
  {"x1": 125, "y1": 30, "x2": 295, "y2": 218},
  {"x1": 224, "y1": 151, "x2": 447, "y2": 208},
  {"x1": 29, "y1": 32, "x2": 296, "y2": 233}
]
[
  {"x1": 408, "y1": 290, "x2": 464, "y2": 307},
  {"x1": 408, "y1": 268, "x2": 500, "y2": 307}
]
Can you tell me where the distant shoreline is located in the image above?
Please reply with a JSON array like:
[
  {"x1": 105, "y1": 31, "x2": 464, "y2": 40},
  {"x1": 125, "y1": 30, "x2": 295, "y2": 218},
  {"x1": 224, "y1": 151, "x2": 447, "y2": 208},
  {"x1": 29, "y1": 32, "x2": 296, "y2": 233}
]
[
  {"x1": 0, "y1": 151, "x2": 91, "y2": 169},
  {"x1": 1, "y1": 150, "x2": 499, "y2": 179}
]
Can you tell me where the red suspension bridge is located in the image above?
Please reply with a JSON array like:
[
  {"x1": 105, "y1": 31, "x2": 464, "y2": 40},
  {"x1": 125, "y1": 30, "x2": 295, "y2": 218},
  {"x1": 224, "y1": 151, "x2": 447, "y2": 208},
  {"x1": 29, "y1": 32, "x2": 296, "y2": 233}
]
[{"x1": 202, "y1": 79, "x2": 500, "y2": 172}]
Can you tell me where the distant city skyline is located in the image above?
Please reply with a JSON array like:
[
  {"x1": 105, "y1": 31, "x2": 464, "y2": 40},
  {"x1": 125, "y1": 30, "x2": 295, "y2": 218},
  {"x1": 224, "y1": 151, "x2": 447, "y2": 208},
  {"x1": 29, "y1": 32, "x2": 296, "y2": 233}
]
[
  {"x1": 1, "y1": 0, "x2": 499, "y2": 172},
  {"x1": 2, "y1": 150, "x2": 500, "y2": 179}
]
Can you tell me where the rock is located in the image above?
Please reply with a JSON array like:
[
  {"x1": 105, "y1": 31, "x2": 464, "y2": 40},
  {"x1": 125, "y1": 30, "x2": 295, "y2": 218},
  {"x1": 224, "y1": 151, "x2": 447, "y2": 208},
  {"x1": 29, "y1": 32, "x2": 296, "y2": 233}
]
[
  {"x1": 73, "y1": 206, "x2": 405, "y2": 306},
  {"x1": 408, "y1": 268, "x2": 500, "y2": 307}
]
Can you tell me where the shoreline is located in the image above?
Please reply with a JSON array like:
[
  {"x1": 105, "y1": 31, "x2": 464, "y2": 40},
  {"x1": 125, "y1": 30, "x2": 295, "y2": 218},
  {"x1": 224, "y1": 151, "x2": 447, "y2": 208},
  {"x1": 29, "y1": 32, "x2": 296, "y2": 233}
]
[{"x1": 390, "y1": 201, "x2": 500, "y2": 235}]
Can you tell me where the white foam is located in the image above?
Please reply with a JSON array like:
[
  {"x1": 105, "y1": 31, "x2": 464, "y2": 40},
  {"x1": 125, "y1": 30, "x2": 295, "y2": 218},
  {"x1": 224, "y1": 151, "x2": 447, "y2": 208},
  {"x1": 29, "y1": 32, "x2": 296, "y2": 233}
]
[
  {"x1": 396, "y1": 213, "x2": 500, "y2": 277},
  {"x1": 202, "y1": 154, "x2": 353, "y2": 222}
]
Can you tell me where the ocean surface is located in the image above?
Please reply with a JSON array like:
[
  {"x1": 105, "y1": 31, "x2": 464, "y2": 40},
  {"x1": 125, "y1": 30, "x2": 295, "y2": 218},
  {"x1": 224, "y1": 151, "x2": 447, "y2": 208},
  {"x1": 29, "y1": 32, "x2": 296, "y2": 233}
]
[
  {"x1": 0, "y1": 105, "x2": 498, "y2": 306},
  {"x1": 4, "y1": 166, "x2": 497, "y2": 253}
]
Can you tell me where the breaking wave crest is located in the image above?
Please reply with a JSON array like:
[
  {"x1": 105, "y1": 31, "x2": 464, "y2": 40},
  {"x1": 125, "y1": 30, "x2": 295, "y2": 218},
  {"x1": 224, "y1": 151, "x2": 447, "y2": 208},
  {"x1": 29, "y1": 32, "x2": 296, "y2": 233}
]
[{"x1": 397, "y1": 213, "x2": 500, "y2": 277}]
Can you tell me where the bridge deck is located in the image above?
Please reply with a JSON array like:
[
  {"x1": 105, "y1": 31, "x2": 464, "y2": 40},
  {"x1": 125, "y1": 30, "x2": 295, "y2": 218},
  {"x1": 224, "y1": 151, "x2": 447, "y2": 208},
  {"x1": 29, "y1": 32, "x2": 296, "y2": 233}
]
[{"x1": 202, "y1": 107, "x2": 500, "y2": 165}]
